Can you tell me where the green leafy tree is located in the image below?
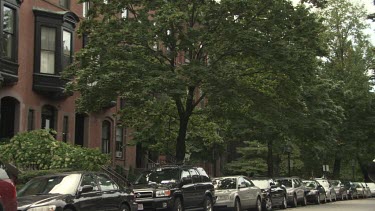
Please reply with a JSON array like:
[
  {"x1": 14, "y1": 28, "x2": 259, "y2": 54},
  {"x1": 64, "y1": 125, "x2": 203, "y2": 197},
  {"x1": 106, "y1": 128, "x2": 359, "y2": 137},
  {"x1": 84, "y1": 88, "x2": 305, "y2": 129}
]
[
  {"x1": 66, "y1": 0, "x2": 326, "y2": 163},
  {"x1": 318, "y1": 0, "x2": 375, "y2": 180}
]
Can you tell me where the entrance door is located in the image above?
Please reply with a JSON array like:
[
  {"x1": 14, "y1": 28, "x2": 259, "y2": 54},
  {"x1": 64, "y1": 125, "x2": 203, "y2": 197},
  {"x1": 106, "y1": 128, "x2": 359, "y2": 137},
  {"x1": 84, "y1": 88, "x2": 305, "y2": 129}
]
[{"x1": 0, "y1": 97, "x2": 19, "y2": 141}]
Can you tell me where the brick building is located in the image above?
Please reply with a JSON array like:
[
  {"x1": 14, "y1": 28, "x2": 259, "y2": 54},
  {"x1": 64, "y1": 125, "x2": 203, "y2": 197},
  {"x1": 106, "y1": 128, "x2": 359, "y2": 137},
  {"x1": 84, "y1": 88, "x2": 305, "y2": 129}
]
[{"x1": 0, "y1": 0, "x2": 142, "y2": 171}]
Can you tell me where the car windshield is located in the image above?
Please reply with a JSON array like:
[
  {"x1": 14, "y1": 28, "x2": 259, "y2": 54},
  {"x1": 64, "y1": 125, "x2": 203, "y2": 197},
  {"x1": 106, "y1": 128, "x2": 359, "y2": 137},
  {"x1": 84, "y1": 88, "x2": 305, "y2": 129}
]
[
  {"x1": 276, "y1": 179, "x2": 292, "y2": 188},
  {"x1": 331, "y1": 180, "x2": 340, "y2": 187},
  {"x1": 316, "y1": 179, "x2": 329, "y2": 188},
  {"x1": 135, "y1": 168, "x2": 180, "y2": 185},
  {"x1": 215, "y1": 178, "x2": 237, "y2": 190},
  {"x1": 17, "y1": 174, "x2": 81, "y2": 197},
  {"x1": 303, "y1": 181, "x2": 317, "y2": 188},
  {"x1": 252, "y1": 180, "x2": 270, "y2": 189}
]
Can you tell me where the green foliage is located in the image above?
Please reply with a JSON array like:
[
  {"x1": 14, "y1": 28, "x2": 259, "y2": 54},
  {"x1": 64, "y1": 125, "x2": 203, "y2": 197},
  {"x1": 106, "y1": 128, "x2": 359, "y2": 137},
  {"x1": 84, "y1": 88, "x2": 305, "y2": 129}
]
[
  {"x1": 225, "y1": 141, "x2": 268, "y2": 176},
  {"x1": 0, "y1": 130, "x2": 110, "y2": 171}
]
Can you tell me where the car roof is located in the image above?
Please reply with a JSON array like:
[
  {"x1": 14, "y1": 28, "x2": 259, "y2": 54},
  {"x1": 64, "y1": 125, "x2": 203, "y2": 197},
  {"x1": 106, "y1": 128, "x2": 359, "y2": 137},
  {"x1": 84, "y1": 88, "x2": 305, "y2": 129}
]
[{"x1": 31, "y1": 171, "x2": 100, "y2": 179}]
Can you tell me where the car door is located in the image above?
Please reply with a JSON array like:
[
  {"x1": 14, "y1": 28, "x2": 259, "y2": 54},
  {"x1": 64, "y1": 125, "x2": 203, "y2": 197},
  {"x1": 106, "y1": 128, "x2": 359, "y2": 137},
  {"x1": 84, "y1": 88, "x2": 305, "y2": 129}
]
[
  {"x1": 189, "y1": 168, "x2": 204, "y2": 208},
  {"x1": 180, "y1": 169, "x2": 196, "y2": 209},
  {"x1": 236, "y1": 177, "x2": 250, "y2": 208},
  {"x1": 97, "y1": 173, "x2": 123, "y2": 211},
  {"x1": 270, "y1": 180, "x2": 284, "y2": 205},
  {"x1": 293, "y1": 179, "x2": 304, "y2": 200},
  {"x1": 75, "y1": 173, "x2": 104, "y2": 211},
  {"x1": 244, "y1": 177, "x2": 259, "y2": 208}
]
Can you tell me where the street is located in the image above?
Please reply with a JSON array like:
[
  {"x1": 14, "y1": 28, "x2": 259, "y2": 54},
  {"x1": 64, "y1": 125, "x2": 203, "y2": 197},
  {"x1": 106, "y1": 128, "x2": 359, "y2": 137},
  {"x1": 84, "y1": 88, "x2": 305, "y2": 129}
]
[{"x1": 286, "y1": 198, "x2": 375, "y2": 211}]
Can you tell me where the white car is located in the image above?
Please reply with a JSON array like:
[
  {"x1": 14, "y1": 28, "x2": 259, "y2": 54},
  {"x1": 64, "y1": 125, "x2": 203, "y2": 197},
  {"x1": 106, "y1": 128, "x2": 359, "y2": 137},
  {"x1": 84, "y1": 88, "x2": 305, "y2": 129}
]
[
  {"x1": 213, "y1": 176, "x2": 263, "y2": 211},
  {"x1": 366, "y1": 183, "x2": 375, "y2": 197}
]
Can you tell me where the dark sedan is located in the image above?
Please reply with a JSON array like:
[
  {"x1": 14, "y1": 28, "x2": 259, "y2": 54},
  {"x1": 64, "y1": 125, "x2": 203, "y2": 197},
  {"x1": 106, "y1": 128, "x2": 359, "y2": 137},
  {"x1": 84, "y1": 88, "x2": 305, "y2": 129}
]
[
  {"x1": 302, "y1": 180, "x2": 327, "y2": 204},
  {"x1": 17, "y1": 172, "x2": 137, "y2": 211},
  {"x1": 251, "y1": 178, "x2": 287, "y2": 210}
]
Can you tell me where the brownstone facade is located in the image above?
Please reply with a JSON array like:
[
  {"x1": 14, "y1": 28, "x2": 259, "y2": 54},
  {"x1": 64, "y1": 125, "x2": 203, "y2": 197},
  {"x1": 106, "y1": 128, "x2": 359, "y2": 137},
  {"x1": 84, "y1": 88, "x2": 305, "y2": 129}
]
[{"x1": 0, "y1": 0, "x2": 137, "y2": 171}]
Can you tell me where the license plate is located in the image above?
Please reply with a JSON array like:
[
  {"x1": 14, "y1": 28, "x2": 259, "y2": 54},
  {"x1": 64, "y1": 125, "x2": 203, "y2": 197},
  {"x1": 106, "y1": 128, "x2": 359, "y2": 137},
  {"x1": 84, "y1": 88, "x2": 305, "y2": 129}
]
[{"x1": 138, "y1": 204, "x2": 144, "y2": 210}]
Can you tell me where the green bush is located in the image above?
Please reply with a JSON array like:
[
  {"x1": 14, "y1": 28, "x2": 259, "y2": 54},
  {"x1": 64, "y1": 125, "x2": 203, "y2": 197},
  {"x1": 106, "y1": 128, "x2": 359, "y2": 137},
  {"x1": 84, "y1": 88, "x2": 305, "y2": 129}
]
[{"x1": 0, "y1": 129, "x2": 110, "y2": 171}]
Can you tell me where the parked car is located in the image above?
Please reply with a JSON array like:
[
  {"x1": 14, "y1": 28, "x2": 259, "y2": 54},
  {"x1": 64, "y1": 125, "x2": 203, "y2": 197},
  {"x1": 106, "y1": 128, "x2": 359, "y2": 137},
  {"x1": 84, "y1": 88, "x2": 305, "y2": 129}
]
[
  {"x1": 330, "y1": 180, "x2": 348, "y2": 200},
  {"x1": 361, "y1": 182, "x2": 372, "y2": 198},
  {"x1": 251, "y1": 178, "x2": 287, "y2": 210},
  {"x1": 341, "y1": 181, "x2": 359, "y2": 199},
  {"x1": 352, "y1": 182, "x2": 366, "y2": 198},
  {"x1": 315, "y1": 178, "x2": 336, "y2": 202},
  {"x1": 17, "y1": 171, "x2": 137, "y2": 211},
  {"x1": 0, "y1": 161, "x2": 17, "y2": 211},
  {"x1": 274, "y1": 177, "x2": 307, "y2": 207},
  {"x1": 302, "y1": 180, "x2": 327, "y2": 204},
  {"x1": 366, "y1": 182, "x2": 375, "y2": 197},
  {"x1": 133, "y1": 165, "x2": 216, "y2": 211},
  {"x1": 212, "y1": 176, "x2": 262, "y2": 211}
]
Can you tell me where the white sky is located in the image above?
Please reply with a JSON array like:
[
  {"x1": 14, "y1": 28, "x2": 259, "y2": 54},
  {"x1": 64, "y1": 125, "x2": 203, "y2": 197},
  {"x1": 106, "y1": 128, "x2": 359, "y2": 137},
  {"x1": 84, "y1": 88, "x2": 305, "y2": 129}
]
[{"x1": 291, "y1": 0, "x2": 375, "y2": 44}]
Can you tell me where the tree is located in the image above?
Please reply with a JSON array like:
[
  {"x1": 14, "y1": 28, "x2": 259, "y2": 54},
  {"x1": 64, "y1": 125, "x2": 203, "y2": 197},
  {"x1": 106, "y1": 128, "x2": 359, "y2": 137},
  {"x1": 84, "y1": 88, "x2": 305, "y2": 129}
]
[
  {"x1": 318, "y1": 0, "x2": 375, "y2": 179},
  {"x1": 66, "y1": 0, "x2": 325, "y2": 163}
]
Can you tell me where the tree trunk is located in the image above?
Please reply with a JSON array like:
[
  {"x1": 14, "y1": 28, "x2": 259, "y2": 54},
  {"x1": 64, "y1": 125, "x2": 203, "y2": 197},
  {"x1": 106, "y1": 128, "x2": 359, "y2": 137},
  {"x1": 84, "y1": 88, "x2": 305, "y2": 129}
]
[
  {"x1": 267, "y1": 139, "x2": 274, "y2": 177},
  {"x1": 357, "y1": 157, "x2": 370, "y2": 182},
  {"x1": 333, "y1": 158, "x2": 341, "y2": 179},
  {"x1": 175, "y1": 117, "x2": 188, "y2": 163}
]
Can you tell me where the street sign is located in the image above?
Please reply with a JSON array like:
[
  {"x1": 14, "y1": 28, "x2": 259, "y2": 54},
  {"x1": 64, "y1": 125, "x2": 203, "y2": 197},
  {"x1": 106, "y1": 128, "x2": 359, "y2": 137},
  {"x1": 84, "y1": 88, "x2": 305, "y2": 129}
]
[{"x1": 323, "y1": 165, "x2": 329, "y2": 172}]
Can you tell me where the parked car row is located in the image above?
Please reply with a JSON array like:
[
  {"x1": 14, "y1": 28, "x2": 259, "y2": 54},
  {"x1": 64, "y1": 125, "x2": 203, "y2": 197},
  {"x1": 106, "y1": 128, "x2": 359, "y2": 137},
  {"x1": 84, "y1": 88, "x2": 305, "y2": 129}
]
[
  {"x1": 212, "y1": 176, "x2": 375, "y2": 211},
  {"x1": 2, "y1": 162, "x2": 375, "y2": 211}
]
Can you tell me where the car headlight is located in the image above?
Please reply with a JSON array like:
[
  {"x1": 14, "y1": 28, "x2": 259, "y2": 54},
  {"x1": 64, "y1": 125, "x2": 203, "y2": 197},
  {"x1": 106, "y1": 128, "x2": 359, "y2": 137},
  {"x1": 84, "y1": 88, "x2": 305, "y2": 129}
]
[
  {"x1": 156, "y1": 190, "x2": 171, "y2": 197},
  {"x1": 307, "y1": 190, "x2": 317, "y2": 195},
  {"x1": 28, "y1": 205, "x2": 56, "y2": 211}
]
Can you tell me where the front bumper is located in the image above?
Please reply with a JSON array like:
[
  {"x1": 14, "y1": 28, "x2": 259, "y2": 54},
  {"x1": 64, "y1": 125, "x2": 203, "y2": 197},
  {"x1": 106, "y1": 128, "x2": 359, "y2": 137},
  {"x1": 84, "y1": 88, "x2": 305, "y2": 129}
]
[
  {"x1": 214, "y1": 195, "x2": 234, "y2": 208},
  {"x1": 136, "y1": 197, "x2": 174, "y2": 211}
]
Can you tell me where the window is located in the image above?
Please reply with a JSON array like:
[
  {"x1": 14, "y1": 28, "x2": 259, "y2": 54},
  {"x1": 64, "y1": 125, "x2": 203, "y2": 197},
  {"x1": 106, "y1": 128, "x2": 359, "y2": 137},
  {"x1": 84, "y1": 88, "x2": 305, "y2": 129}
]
[
  {"x1": 2, "y1": 5, "x2": 16, "y2": 60},
  {"x1": 34, "y1": 9, "x2": 79, "y2": 76},
  {"x1": 62, "y1": 116, "x2": 68, "y2": 142},
  {"x1": 189, "y1": 169, "x2": 201, "y2": 183},
  {"x1": 101, "y1": 120, "x2": 111, "y2": 154},
  {"x1": 41, "y1": 105, "x2": 57, "y2": 130},
  {"x1": 62, "y1": 30, "x2": 72, "y2": 68},
  {"x1": 121, "y1": 9, "x2": 128, "y2": 19},
  {"x1": 83, "y1": 2, "x2": 90, "y2": 18},
  {"x1": 80, "y1": 174, "x2": 98, "y2": 191},
  {"x1": 40, "y1": 27, "x2": 56, "y2": 74},
  {"x1": 27, "y1": 109, "x2": 35, "y2": 131},
  {"x1": 97, "y1": 174, "x2": 119, "y2": 191},
  {"x1": 59, "y1": 0, "x2": 70, "y2": 9},
  {"x1": 115, "y1": 127, "x2": 123, "y2": 158}
]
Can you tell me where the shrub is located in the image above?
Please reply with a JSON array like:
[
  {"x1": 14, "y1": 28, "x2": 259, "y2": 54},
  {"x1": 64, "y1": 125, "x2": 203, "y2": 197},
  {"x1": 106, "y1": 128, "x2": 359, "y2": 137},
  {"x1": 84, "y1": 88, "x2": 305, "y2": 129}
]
[{"x1": 0, "y1": 129, "x2": 110, "y2": 171}]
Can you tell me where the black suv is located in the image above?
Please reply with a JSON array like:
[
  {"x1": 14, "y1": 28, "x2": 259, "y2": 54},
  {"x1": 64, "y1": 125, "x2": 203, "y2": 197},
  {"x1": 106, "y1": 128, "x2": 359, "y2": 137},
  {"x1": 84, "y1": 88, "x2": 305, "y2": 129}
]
[{"x1": 133, "y1": 165, "x2": 215, "y2": 211}]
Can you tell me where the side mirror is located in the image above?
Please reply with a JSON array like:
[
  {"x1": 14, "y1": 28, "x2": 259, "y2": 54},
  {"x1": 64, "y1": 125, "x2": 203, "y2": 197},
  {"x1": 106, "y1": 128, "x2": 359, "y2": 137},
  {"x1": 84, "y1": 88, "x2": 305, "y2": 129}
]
[{"x1": 80, "y1": 185, "x2": 94, "y2": 194}]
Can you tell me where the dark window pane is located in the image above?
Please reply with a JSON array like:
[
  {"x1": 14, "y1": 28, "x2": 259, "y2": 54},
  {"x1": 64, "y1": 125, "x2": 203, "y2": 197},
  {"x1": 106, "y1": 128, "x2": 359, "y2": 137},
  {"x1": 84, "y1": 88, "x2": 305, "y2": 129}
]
[
  {"x1": 2, "y1": 33, "x2": 12, "y2": 58},
  {"x1": 2, "y1": 6, "x2": 14, "y2": 59},
  {"x1": 3, "y1": 7, "x2": 14, "y2": 33},
  {"x1": 63, "y1": 116, "x2": 68, "y2": 142},
  {"x1": 27, "y1": 109, "x2": 35, "y2": 131}
]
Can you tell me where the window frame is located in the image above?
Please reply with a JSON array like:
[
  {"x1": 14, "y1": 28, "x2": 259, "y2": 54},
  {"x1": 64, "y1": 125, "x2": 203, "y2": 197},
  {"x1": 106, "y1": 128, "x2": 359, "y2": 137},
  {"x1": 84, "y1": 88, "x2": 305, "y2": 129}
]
[
  {"x1": 1, "y1": 1, "x2": 19, "y2": 62},
  {"x1": 33, "y1": 9, "x2": 78, "y2": 76}
]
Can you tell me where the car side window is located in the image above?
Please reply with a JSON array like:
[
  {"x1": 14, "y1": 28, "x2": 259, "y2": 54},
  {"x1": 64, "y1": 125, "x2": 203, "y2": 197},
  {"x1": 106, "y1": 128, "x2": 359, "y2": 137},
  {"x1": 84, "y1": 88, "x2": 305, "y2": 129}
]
[
  {"x1": 97, "y1": 174, "x2": 119, "y2": 191},
  {"x1": 243, "y1": 178, "x2": 253, "y2": 187},
  {"x1": 81, "y1": 174, "x2": 99, "y2": 191},
  {"x1": 181, "y1": 169, "x2": 192, "y2": 184},
  {"x1": 196, "y1": 167, "x2": 210, "y2": 182},
  {"x1": 189, "y1": 169, "x2": 201, "y2": 183},
  {"x1": 293, "y1": 179, "x2": 300, "y2": 187}
]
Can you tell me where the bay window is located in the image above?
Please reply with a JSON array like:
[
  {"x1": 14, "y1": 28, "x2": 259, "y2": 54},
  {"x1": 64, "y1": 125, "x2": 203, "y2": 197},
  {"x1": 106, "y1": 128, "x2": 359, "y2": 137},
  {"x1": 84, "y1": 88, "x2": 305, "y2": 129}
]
[{"x1": 40, "y1": 27, "x2": 56, "y2": 74}]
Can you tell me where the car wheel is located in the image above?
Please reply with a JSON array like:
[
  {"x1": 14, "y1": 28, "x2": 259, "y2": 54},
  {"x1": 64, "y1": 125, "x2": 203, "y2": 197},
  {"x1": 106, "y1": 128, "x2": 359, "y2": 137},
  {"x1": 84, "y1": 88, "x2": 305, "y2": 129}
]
[
  {"x1": 203, "y1": 196, "x2": 213, "y2": 211},
  {"x1": 316, "y1": 194, "x2": 321, "y2": 204},
  {"x1": 119, "y1": 204, "x2": 130, "y2": 211},
  {"x1": 234, "y1": 198, "x2": 241, "y2": 211},
  {"x1": 279, "y1": 196, "x2": 287, "y2": 209},
  {"x1": 291, "y1": 194, "x2": 298, "y2": 207},
  {"x1": 263, "y1": 196, "x2": 272, "y2": 211},
  {"x1": 173, "y1": 198, "x2": 183, "y2": 211},
  {"x1": 254, "y1": 197, "x2": 262, "y2": 211}
]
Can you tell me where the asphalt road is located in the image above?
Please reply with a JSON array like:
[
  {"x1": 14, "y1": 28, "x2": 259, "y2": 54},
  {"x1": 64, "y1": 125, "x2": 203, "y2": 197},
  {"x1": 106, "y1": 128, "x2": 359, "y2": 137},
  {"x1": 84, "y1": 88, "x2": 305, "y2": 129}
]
[{"x1": 286, "y1": 198, "x2": 375, "y2": 211}]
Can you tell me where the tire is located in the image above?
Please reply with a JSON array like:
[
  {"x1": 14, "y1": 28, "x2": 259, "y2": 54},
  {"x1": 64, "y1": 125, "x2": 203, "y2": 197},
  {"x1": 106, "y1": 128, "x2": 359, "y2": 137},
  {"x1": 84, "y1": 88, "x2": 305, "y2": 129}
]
[
  {"x1": 234, "y1": 198, "x2": 241, "y2": 211},
  {"x1": 254, "y1": 197, "x2": 262, "y2": 211},
  {"x1": 279, "y1": 196, "x2": 287, "y2": 209},
  {"x1": 263, "y1": 196, "x2": 272, "y2": 211},
  {"x1": 291, "y1": 194, "x2": 298, "y2": 207},
  {"x1": 316, "y1": 194, "x2": 321, "y2": 204},
  {"x1": 173, "y1": 198, "x2": 183, "y2": 211},
  {"x1": 120, "y1": 204, "x2": 130, "y2": 211},
  {"x1": 203, "y1": 196, "x2": 213, "y2": 211},
  {"x1": 301, "y1": 195, "x2": 307, "y2": 206}
]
